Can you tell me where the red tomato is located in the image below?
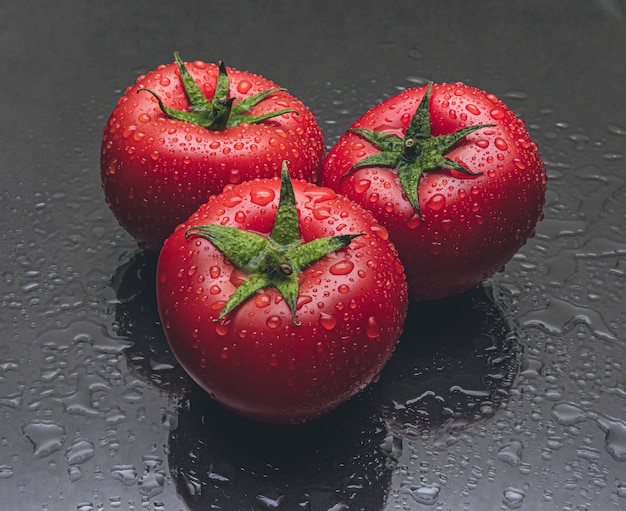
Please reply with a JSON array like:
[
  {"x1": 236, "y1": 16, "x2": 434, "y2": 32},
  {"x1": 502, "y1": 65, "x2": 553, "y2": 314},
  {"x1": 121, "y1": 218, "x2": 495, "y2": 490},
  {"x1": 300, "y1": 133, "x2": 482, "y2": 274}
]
[
  {"x1": 320, "y1": 83, "x2": 547, "y2": 301},
  {"x1": 156, "y1": 167, "x2": 408, "y2": 424},
  {"x1": 101, "y1": 53, "x2": 324, "y2": 251}
]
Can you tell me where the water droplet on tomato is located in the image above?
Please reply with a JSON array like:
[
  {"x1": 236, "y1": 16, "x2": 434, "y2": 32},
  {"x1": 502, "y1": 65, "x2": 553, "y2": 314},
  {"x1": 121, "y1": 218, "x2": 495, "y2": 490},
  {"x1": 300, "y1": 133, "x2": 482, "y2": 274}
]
[
  {"x1": 513, "y1": 158, "x2": 527, "y2": 170},
  {"x1": 329, "y1": 260, "x2": 354, "y2": 276},
  {"x1": 338, "y1": 284, "x2": 350, "y2": 294},
  {"x1": 187, "y1": 265, "x2": 197, "y2": 276},
  {"x1": 319, "y1": 312, "x2": 337, "y2": 331},
  {"x1": 255, "y1": 293, "x2": 271, "y2": 308},
  {"x1": 366, "y1": 316, "x2": 379, "y2": 339},
  {"x1": 266, "y1": 316, "x2": 281, "y2": 329},
  {"x1": 466, "y1": 104, "x2": 480, "y2": 115},
  {"x1": 494, "y1": 137, "x2": 509, "y2": 151},
  {"x1": 159, "y1": 77, "x2": 171, "y2": 87},
  {"x1": 431, "y1": 241, "x2": 443, "y2": 255},
  {"x1": 268, "y1": 353, "x2": 279, "y2": 367},
  {"x1": 354, "y1": 179, "x2": 371, "y2": 194},
  {"x1": 250, "y1": 186, "x2": 275, "y2": 206},
  {"x1": 426, "y1": 194, "x2": 446, "y2": 211},
  {"x1": 138, "y1": 113, "x2": 151, "y2": 123},
  {"x1": 215, "y1": 321, "x2": 230, "y2": 336},
  {"x1": 490, "y1": 108, "x2": 505, "y2": 120},
  {"x1": 313, "y1": 206, "x2": 332, "y2": 220},
  {"x1": 370, "y1": 224, "x2": 389, "y2": 240},
  {"x1": 237, "y1": 80, "x2": 252, "y2": 94},
  {"x1": 220, "y1": 347, "x2": 229, "y2": 359}
]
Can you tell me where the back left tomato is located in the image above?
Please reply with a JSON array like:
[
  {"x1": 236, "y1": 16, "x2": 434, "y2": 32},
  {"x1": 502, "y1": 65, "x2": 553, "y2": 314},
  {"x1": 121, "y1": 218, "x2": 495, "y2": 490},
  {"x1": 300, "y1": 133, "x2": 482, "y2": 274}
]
[{"x1": 101, "y1": 52, "x2": 324, "y2": 251}]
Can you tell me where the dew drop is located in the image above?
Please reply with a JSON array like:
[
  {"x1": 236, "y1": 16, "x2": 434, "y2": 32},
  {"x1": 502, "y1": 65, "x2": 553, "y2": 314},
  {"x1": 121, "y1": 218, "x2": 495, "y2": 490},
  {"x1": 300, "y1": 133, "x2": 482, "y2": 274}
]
[
  {"x1": 513, "y1": 158, "x2": 527, "y2": 170},
  {"x1": 266, "y1": 316, "x2": 282, "y2": 329},
  {"x1": 220, "y1": 347, "x2": 229, "y2": 359},
  {"x1": 366, "y1": 316, "x2": 379, "y2": 339},
  {"x1": 490, "y1": 108, "x2": 506, "y2": 120},
  {"x1": 255, "y1": 293, "x2": 272, "y2": 308},
  {"x1": 215, "y1": 322, "x2": 230, "y2": 336},
  {"x1": 319, "y1": 312, "x2": 337, "y2": 331},
  {"x1": 466, "y1": 104, "x2": 480, "y2": 115},
  {"x1": 237, "y1": 80, "x2": 252, "y2": 94},
  {"x1": 250, "y1": 186, "x2": 275, "y2": 206},
  {"x1": 355, "y1": 179, "x2": 371, "y2": 193},
  {"x1": 329, "y1": 260, "x2": 355, "y2": 276},
  {"x1": 426, "y1": 193, "x2": 446, "y2": 211},
  {"x1": 494, "y1": 137, "x2": 509, "y2": 151}
]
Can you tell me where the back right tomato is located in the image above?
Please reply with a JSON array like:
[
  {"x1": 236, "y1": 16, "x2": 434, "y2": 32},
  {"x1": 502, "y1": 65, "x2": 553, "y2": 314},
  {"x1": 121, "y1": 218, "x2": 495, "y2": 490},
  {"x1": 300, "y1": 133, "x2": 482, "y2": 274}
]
[{"x1": 320, "y1": 82, "x2": 547, "y2": 301}]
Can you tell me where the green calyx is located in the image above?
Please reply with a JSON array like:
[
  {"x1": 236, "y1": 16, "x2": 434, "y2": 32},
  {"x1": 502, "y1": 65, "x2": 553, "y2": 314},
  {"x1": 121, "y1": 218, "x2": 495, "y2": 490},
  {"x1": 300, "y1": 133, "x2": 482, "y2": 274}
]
[
  {"x1": 345, "y1": 83, "x2": 495, "y2": 219},
  {"x1": 186, "y1": 162, "x2": 364, "y2": 325},
  {"x1": 138, "y1": 51, "x2": 296, "y2": 131}
]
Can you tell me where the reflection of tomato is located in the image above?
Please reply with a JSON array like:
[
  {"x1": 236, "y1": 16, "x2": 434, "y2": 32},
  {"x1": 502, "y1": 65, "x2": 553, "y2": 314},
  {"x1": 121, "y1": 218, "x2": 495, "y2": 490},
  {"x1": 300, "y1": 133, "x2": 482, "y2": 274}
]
[
  {"x1": 321, "y1": 83, "x2": 547, "y2": 301},
  {"x1": 101, "y1": 53, "x2": 324, "y2": 251},
  {"x1": 373, "y1": 286, "x2": 520, "y2": 432},
  {"x1": 169, "y1": 388, "x2": 390, "y2": 511},
  {"x1": 157, "y1": 168, "x2": 408, "y2": 423}
]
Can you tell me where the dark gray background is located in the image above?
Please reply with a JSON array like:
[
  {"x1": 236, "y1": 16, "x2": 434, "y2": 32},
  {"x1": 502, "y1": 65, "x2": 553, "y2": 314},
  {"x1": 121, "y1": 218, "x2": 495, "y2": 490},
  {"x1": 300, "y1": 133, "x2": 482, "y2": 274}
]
[{"x1": 1, "y1": 1, "x2": 625, "y2": 510}]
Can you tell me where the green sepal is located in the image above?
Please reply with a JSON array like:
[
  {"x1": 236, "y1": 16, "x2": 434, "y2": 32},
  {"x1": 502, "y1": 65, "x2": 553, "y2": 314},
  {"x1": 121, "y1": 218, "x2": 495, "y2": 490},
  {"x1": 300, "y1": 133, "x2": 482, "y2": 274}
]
[
  {"x1": 138, "y1": 52, "x2": 296, "y2": 131},
  {"x1": 185, "y1": 162, "x2": 365, "y2": 325},
  {"x1": 347, "y1": 82, "x2": 496, "y2": 220}
]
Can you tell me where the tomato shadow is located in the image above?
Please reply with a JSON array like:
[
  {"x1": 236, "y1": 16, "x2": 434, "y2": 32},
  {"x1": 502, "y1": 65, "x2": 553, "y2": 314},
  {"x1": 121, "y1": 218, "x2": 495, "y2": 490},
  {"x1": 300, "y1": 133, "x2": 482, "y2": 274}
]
[{"x1": 110, "y1": 252, "x2": 520, "y2": 510}]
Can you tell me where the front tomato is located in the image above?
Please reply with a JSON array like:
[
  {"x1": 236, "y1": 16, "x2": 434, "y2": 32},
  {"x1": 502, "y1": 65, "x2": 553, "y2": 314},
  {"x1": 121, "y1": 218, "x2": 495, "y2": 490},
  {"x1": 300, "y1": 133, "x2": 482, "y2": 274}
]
[
  {"x1": 156, "y1": 165, "x2": 408, "y2": 424},
  {"x1": 101, "y1": 53, "x2": 324, "y2": 251}
]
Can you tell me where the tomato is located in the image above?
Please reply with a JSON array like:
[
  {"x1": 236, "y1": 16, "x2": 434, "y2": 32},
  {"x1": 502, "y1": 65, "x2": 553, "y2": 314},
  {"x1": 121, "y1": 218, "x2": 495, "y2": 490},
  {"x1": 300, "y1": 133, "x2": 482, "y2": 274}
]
[
  {"x1": 156, "y1": 164, "x2": 408, "y2": 424},
  {"x1": 101, "y1": 52, "x2": 324, "y2": 251},
  {"x1": 320, "y1": 82, "x2": 547, "y2": 301}
]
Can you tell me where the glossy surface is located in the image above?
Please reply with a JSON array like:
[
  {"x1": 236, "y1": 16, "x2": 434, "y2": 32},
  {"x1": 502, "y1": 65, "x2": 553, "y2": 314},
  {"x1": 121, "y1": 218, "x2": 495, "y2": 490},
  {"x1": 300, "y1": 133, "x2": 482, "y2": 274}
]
[{"x1": 2, "y1": 1, "x2": 625, "y2": 509}]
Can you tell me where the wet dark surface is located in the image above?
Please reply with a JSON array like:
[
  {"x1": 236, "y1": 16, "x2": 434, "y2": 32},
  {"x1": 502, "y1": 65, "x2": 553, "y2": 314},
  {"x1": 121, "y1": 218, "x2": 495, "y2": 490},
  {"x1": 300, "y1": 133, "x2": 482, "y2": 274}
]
[{"x1": 2, "y1": 1, "x2": 625, "y2": 509}]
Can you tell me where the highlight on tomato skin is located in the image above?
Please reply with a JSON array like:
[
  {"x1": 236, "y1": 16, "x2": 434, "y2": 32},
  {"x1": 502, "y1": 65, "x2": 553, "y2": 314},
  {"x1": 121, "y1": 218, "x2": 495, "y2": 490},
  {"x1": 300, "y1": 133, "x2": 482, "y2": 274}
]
[
  {"x1": 320, "y1": 82, "x2": 547, "y2": 302},
  {"x1": 156, "y1": 169, "x2": 408, "y2": 424},
  {"x1": 100, "y1": 52, "x2": 325, "y2": 252}
]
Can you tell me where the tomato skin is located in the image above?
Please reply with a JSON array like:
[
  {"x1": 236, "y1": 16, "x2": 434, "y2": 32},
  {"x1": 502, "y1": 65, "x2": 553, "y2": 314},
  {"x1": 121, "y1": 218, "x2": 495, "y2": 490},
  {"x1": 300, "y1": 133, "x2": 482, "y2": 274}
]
[
  {"x1": 320, "y1": 83, "x2": 547, "y2": 301},
  {"x1": 101, "y1": 60, "x2": 324, "y2": 251},
  {"x1": 156, "y1": 177, "x2": 408, "y2": 424}
]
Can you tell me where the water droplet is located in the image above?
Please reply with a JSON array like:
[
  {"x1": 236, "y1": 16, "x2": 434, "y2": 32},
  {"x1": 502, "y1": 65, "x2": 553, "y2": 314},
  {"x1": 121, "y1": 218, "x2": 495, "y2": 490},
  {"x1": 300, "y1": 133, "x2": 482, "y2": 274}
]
[
  {"x1": 426, "y1": 194, "x2": 446, "y2": 211},
  {"x1": 552, "y1": 402, "x2": 586, "y2": 426},
  {"x1": 490, "y1": 108, "x2": 506, "y2": 120},
  {"x1": 319, "y1": 312, "x2": 337, "y2": 331},
  {"x1": 255, "y1": 293, "x2": 272, "y2": 308},
  {"x1": 596, "y1": 415, "x2": 626, "y2": 462},
  {"x1": 22, "y1": 420, "x2": 67, "y2": 458},
  {"x1": 497, "y1": 440, "x2": 523, "y2": 466},
  {"x1": 355, "y1": 179, "x2": 371, "y2": 193},
  {"x1": 366, "y1": 316, "x2": 379, "y2": 339},
  {"x1": 250, "y1": 186, "x2": 275, "y2": 206},
  {"x1": 329, "y1": 259, "x2": 354, "y2": 276},
  {"x1": 266, "y1": 316, "x2": 282, "y2": 329},
  {"x1": 503, "y1": 487, "x2": 526, "y2": 509},
  {"x1": 494, "y1": 137, "x2": 509, "y2": 151},
  {"x1": 409, "y1": 484, "x2": 441, "y2": 505},
  {"x1": 466, "y1": 104, "x2": 480, "y2": 115},
  {"x1": 512, "y1": 158, "x2": 526, "y2": 170},
  {"x1": 65, "y1": 438, "x2": 95, "y2": 465},
  {"x1": 220, "y1": 347, "x2": 229, "y2": 359},
  {"x1": 214, "y1": 321, "x2": 230, "y2": 336},
  {"x1": 237, "y1": 80, "x2": 252, "y2": 94}
]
